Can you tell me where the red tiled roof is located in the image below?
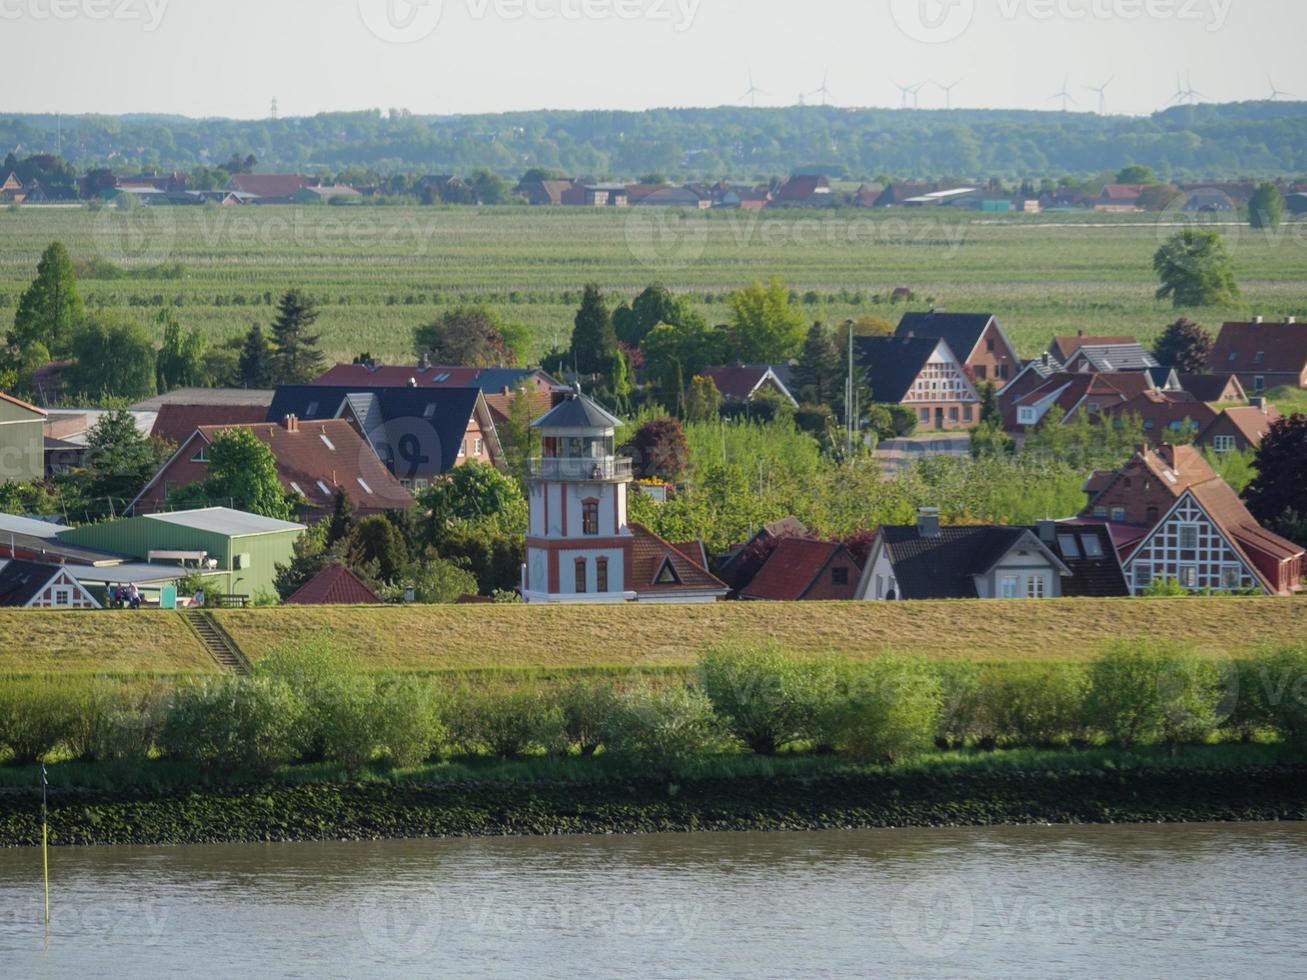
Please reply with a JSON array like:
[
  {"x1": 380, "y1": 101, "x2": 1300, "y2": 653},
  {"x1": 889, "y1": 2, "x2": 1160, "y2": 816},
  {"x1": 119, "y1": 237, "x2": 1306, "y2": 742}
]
[
  {"x1": 1003, "y1": 372, "x2": 1151, "y2": 430},
  {"x1": 670, "y1": 540, "x2": 709, "y2": 569},
  {"x1": 227, "y1": 173, "x2": 316, "y2": 198},
  {"x1": 628, "y1": 522, "x2": 727, "y2": 596},
  {"x1": 150, "y1": 403, "x2": 269, "y2": 447},
  {"x1": 1103, "y1": 390, "x2": 1218, "y2": 442},
  {"x1": 194, "y1": 420, "x2": 413, "y2": 513},
  {"x1": 285, "y1": 564, "x2": 381, "y2": 605},
  {"x1": 0, "y1": 390, "x2": 46, "y2": 416},
  {"x1": 1099, "y1": 184, "x2": 1146, "y2": 200},
  {"x1": 739, "y1": 538, "x2": 859, "y2": 601},
  {"x1": 1208, "y1": 321, "x2": 1307, "y2": 376},
  {"x1": 1210, "y1": 404, "x2": 1282, "y2": 446}
]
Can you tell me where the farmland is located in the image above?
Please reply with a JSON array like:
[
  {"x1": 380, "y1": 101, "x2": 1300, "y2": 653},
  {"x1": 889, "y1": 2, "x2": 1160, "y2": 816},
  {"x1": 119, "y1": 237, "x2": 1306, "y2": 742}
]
[
  {"x1": 1, "y1": 205, "x2": 1303, "y2": 364},
  {"x1": 4, "y1": 599, "x2": 1305, "y2": 676}
]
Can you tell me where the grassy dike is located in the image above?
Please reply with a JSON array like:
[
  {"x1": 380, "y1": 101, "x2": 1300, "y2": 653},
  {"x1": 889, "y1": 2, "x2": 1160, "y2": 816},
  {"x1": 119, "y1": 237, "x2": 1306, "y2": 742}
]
[
  {"x1": 7, "y1": 599, "x2": 1307, "y2": 676},
  {"x1": 2, "y1": 749, "x2": 1305, "y2": 847}
]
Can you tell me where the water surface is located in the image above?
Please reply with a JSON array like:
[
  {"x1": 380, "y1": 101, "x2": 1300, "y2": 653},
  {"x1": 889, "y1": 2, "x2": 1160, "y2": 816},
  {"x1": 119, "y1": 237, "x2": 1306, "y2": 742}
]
[{"x1": 2, "y1": 823, "x2": 1304, "y2": 978}]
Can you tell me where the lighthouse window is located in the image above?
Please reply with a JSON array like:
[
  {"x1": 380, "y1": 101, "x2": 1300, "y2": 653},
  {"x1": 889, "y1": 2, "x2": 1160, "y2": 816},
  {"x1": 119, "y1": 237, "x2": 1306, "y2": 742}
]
[
  {"x1": 574, "y1": 558, "x2": 587, "y2": 593},
  {"x1": 582, "y1": 499, "x2": 600, "y2": 535}
]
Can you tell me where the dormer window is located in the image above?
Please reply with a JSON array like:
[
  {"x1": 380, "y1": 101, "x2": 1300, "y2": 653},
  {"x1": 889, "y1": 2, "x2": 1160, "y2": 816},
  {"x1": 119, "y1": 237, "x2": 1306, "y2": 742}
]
[
  {"x1": 305, "y1": 401, "x2": 319, "y2": 417},
  {"x1": 1253, "y1": 352, "x2": 1265, "y2": 364},
  {"x1": 653, "y1": 558, "x2": 681, "y2": 585}
]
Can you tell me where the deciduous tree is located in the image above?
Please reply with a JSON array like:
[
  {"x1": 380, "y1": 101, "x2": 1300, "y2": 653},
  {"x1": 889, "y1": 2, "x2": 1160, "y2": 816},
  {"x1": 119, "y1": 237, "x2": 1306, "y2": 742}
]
[
  {"x1": 1153, "y1": 230, "x2": 1240, "y2": 308},
  {"x1": 66, "y1": 314, "x2": 157, "y2": 401},
  {"x1": 1153, "y1": 317, "x2": 1214, "y2": 373},
  {"x1": 727, "y1": 277, "x2": 806, "y2": 362}
]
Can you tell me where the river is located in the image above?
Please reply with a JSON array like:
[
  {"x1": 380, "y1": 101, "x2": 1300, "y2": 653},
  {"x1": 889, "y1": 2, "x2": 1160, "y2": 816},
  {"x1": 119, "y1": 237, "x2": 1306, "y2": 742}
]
[{"x1": 2, "y1": 823, "x2": 1304, "y2": 978}]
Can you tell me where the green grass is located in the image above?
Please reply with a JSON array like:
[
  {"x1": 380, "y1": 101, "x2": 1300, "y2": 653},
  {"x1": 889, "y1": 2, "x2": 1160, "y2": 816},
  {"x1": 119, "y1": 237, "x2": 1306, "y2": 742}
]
[
  {"x1": 3, "y1": 206, "x2": 1303, "y2": 363},
  {"x1": 1267, "y1": 385, "x2": 1307, "y2": 415},
  {"x1": 0, "y1": 610, "x2": 216, "y2": 676}
]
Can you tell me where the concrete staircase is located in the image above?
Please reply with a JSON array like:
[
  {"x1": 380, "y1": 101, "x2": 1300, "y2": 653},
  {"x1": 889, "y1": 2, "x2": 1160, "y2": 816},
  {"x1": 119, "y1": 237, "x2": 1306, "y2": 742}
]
[{"x1": 181, "y1": 610, "x2": 250, "y2": 675}]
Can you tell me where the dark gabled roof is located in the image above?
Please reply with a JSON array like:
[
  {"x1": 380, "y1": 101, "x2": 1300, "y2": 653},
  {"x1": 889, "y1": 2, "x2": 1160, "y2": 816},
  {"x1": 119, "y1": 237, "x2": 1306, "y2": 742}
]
[
  {"x1": 855, "y1": 335, "x2": 945, "y2": 403},
  {"x1": 531, "y1": 389, "x2": 624, "y2": 430},
  {"x1": 699, "y1": 364, "x2": 797, "y2": 404},
  {"x1": 1067, "y1": 343, "x2": 1160, "y2": 372},
  {"x1": 0, "y1": 559, "x2": 63, "y2": 607},
  {"x1": 878, "y1": 525, "x2": 1036, "y2": 599},
  {"x1": 895, "y1": 312, "x2": 996, "y2": 362},
  {"x1": 266, "y1": 385, "x2": 488, "y2": 478},
  {"x1": 1041, "y1": 523, "x2": 1129, "y2": 598},
  {"x1": 1177, "y1": 373, "x2": 1245, "y2": 403}
]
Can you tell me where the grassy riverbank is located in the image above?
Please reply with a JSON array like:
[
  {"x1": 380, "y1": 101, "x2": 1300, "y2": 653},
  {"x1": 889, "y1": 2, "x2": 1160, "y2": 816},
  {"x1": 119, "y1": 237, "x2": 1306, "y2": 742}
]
[
  {"x1": 7, "y1": 599, "x2": 1306, "y2": 677},
  {"x1": 1, "y1": 746, "x2": 1303, "y2": 847}
]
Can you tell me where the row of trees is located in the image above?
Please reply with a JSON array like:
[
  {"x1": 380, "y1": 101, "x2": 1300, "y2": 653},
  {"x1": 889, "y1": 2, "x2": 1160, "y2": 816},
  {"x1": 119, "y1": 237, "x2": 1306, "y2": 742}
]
[{"x1": 1, "y1": 241, "x2": 328, "y2": 401}]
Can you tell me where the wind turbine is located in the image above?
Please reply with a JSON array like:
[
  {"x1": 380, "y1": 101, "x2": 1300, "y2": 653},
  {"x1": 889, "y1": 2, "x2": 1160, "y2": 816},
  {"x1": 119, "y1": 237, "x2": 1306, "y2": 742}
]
[
  {"x1": 1186, "y1": 73, "x2": 1205, "y2": 104},
  {"x1": 937, "y1": 78, "x2": 963, "y2": 110},
  {"x1": 1049, "y1": 75, "x2": 1076, "y2": 112},
  {"x1": 1086, "y1": 76, "x2": 1113, "y2": 115},
  {"x1": 811, "y1": 73, "x2": 834, "y2": 107},
  {"x1": 1168, "y1": 73, "x2": 1188, "y2": 106},
  {"x1": 893, "y1": 80, "x2": 920, "y2": 109},
  {"x1": 1267, "y1": 74, "x2": 1294, "y2": 101},
  {"x1": 740, "y1": 70, "x2": 768, "y2": 107}
]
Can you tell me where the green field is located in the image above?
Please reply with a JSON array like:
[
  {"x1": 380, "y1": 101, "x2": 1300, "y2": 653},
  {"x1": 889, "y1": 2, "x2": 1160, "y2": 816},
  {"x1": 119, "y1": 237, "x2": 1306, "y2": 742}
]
[{"x1": 2, "y1": 205, "x2": 1303, "y2": 363}]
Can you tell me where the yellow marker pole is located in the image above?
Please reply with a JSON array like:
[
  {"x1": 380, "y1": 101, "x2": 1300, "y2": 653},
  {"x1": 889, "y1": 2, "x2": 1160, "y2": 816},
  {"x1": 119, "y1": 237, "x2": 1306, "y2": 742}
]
[{"x1": 41, "y1": 763, "x2": 49, "y2": 926}]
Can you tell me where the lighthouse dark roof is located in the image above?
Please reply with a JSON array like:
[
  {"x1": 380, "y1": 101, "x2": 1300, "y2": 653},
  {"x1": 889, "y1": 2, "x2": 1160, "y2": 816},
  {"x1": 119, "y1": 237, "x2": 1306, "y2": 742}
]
[{"x1": 531, "y1": 387, "x2": 624, "y2": 430}]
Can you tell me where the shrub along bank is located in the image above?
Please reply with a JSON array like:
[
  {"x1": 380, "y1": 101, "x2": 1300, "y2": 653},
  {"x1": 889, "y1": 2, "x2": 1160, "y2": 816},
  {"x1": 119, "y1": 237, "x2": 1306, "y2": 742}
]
[{"x1": 0, "y1": 641, "x2": 1305, "y2": 844}]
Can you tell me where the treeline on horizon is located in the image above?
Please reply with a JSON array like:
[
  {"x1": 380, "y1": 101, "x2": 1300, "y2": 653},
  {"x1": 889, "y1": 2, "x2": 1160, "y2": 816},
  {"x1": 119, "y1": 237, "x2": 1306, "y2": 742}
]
[{"x1": 3, "y1": 102, "x2": 1307, "y2": 181}]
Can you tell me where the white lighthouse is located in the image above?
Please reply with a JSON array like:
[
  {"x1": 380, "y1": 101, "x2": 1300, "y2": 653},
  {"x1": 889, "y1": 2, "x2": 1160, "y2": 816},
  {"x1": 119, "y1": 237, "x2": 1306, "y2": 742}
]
[
  {"x1": 520, "y1": 385, "x2": 728, "y2": 604},
  {"x1": 522, "y1": 385, "x2": 637, "y2": 603}
]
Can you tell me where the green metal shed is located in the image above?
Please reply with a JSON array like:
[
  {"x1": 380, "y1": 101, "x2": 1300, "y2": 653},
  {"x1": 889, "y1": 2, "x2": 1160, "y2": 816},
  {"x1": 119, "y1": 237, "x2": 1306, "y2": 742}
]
[{"x1": 57, "y1": 507, "x2": 305, "y2": 599}]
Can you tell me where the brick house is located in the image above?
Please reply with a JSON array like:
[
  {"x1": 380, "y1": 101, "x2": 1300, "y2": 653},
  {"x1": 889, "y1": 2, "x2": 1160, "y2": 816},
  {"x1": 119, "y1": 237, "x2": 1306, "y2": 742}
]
[
  {"x1": 894, "y1": 311, "x2": 1020, "y2": 385},
  {"x1": 1002, "y1": 372, "x2": 1152, "y2": 434},
  {"x1": 1099, "y1": 390, "x2": 1218, "y2": 445},
  {"x1": 129, "y1": 418, "x2": 414, "y2": 518},
  {"x1": 738, "y1": 538, "x2": 862, "y2": 601},
  {"x1": 1079, "y1": 444, "x2": 1303, "y2": 594},
  {"x1": 1093, "y1": 184, "x2": 1146, "y2": 212},
  {"x1": 856, "y1": 335, "x2": 980, "y2": 431},
  {"x1": 1197, "y1": 401, "x2": 1282, "y2": 455},
  {"x1": 1206, "y1": 318, "x2": 1307, "y2": 394}
]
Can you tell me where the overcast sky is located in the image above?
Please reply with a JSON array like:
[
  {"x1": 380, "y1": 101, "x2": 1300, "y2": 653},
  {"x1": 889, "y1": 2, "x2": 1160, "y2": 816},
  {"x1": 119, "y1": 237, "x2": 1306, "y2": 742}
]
[{"x1": 2, "y1": 0, "x2": 1302, "y2": 118}]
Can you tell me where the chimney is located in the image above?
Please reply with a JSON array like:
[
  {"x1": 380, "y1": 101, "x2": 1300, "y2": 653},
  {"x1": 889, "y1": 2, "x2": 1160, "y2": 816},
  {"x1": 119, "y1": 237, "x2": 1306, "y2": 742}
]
[
  {"x1": 407, "y1": 377, "x2": 418, "y2": 388},
  {"x1": 1253, "y1": 315, "x2": 1264, "y2": 324},
  {"x1": 1288, "y1": 316, "x2": 1298, "y2": 325},
  {"x1": 1036, "y1": 519, "x2": 1057, "y2": 544},
  {"x1": 1251, "y1": 396, "x2": 1268, "y2": 413},
  {"x1": 917, "y1": 507, "x2": 941, "y2": 539},
  {"x1": 282, "y1": 414, "x2": 298, "y2": 432},
  {"x1": 1077, "y1": 329, "x2": 1085, "y2": 338},
  {"x1": 502, "y1": 385, "x2": 511, "y2": 397}
]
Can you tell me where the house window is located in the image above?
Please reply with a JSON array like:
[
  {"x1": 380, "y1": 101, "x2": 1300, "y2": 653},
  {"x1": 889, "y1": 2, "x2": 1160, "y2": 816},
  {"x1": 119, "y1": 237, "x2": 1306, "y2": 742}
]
[
  {"x1": 1058, "y1": 534, "x2": 1081, "y2": 558},
  {"x1": 1080, "y1": 535, "x2": 1104, "y2": 558},
  {"x1": 474, "y1": 438, "x2": 483, "y2": 456},
  {"x1": 1146, "y1": 505, "x2": 1159, "y2": 523},
  {"x1": 1111, "y1": 506, "x2": 1126, "y2": 522},
  {"x1": 458, "y1": 440, "x2": 466, "y2": 457},
  {"x1": 1144, "y1": 419, "x2": 1155, "y2": 431},
  {"x1": 654, "y1": 559, "x2": 681, "y2": 585},
  {"x1": 596, "y1": 557, "x2": 609, "y2": 593},
  {"x1": 1093, "y1": 506, "x2": 1108, "y2": 518},
  {"x1": 1178, "y1": 566, "x2": 1198, "y2": 589},
  {"x1": 1253, "y1": 351, "x2": 1265, "y2": 364},
  {"x1": 1227, "y1": 352, "x2": 1238, "y2": 363},
  {"x1": 582, "y1": 498, "x2": 599, "y2": 536},
  {"x1": 574, "y1": 559, "x2": 587, "y2": 593},
  {"x1": 1178, "y1": 524, "x2": 1199, "y2": 550},
  {"x1": 986, "y1": 337, "x2": 995, "y2": 353},
  {"x1": 1027, "y1": 575, "x2": 1047, "y2": 599},
  {"x1": 423, "y1": 403, "x2": 436, "y2": 419},
  {"x1": 1254, "y1": 376, "x2": 1266, "y2": 394},
  {"x1": 305, "y1": 401, "x2": 319, "y2": 417},
  {"x1": 949, "y1": 407, "x2": 959, "y2": 422},
  {"x1": 1123, "y1": 478, "x2": 1133, "y2": 490},
  {"x1": 1221, "y1": 566, "x2": 1241, "y2": 590},
  {"x1": 1212, "y1": 435, "x2": 1237, "y2": 453},
  {"x1": 875, "y1": 574, "x2": 885, "y2": 599},
  {"x1": 1086, "y1": 402, "x2": 1100, "y2": 414},
  {"x1": 999, "y1": 575, "x2": 1020, "y2": 599},
  {"x1": 832, "y1": 567, "x2": 849, "y2": 586},
  {"x1": 999, "y1": 364, "x2": 1010, "y2": 380},
  {"x1": 963, "y1": 406, "x2": 973, "y2": 423},
  {"x1": 918, "y1": 408, "x2": 929, "y2": 422},
  {"x1": 1134, "y1": 564, "x2": 1153, "y2": 589},
  {"x1": 1018, "y1": 407, "x2": 1037, "y2": 425},
  {"x1": 191, "y1": 446, "x2": 209, "y2": 463},
  {"x1": 975, "y1": 365, "x2": 987, "y2": 381}
]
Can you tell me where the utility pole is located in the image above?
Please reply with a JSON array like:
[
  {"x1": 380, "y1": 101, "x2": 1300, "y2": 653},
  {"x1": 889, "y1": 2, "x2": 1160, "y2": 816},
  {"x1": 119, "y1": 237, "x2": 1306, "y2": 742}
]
[{"x1": 846, "y1": 319, "x2": 855, "y2": 458}]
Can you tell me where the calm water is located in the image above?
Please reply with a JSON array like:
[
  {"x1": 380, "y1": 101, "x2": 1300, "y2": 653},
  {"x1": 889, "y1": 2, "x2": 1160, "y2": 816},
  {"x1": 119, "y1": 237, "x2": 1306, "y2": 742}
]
[{"x1": 2, "y1": 824, "x2": 1305, "y2": 979}]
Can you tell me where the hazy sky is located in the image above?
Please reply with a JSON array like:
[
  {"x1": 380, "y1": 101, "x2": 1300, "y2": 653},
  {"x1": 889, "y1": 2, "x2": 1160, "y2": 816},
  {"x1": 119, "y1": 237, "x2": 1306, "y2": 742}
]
[{"x1": 2, "y1": 0, "x2": 1303, "y2": 118}]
